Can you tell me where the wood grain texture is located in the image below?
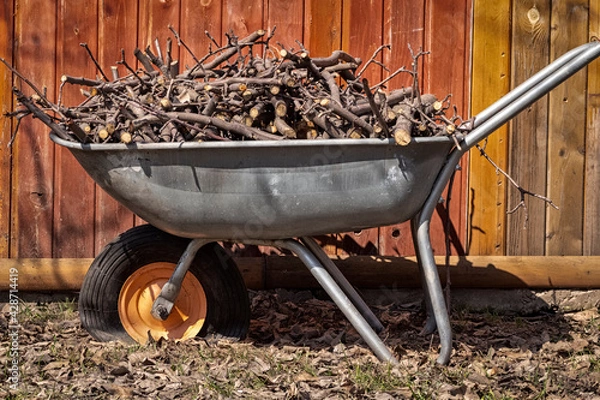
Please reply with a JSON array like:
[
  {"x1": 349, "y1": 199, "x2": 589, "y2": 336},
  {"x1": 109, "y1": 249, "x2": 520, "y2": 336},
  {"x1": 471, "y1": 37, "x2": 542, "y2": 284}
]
[
  {"x1": 546, "y1": 0, "x2": 588, "y2": 255},
  {"x1": 378, "y1": 0, "x2": 426, "y2": 256},
  {"x1": 339, "y1": 0, "x2": 384, "y2": 256},
  {"x1": 134, "y1": 0, "x2": 181, "y2": 228},
  {"x1": 7, "y1": 256, "x2": 600, "y2": 291},
  {"x1": 468, "y1": 0, "x2": 511, "y2": 256},
  {"x1": 265, "y1": 255, "x2": 600, "y2": 289},
  {"x1": 586, "y1": 0, "x2": 600, "y2": 255},
  {"x1": 179, "y1": 0, "x2": 223, "y2": 70},
  {"x1": 95, "y1": 0, "x2": 138, "y2": 254},
  {"x1": 304, "y1": 0, "x2": 342, "y2": 57},
  {"x1": 303, "y1": 0, "x2": 342, "y2": 256},
  {"x1": 0, "y1": 1, "x2": 14, "y2": 257},
  {"x1": 507, "y1": 0, "x2": 551, "y2": 256},
  {"x1": 266, "y1": 0, "x2": 304, "y2": 45},
  {"x1": 424, "y1": 0, "x2": 470, "y2": 257},
  {"x1": 54, "y1": 0, "x2": 98, "y2": 258},
  {"x1": 222, "y1": 0, "x2": 264, "y2": 36},
  {"x1": 11, "y1": 1, "x2": 57, "y2": 258},
  {"x1": 138, "y1": 0, "x2": 181, "y2": 58}
]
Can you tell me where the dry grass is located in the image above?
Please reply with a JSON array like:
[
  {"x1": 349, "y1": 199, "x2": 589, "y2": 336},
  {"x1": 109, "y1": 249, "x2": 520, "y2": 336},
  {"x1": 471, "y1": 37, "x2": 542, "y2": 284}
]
[{"x1": 1, "y1": 290, "x2": 599, "y2": 399}]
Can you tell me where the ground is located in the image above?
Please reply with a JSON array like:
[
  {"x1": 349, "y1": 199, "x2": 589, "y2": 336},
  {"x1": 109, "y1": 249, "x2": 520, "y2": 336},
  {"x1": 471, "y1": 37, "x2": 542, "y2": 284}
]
[{"x1": 1, "y1": 289, "x2": 600, "y2": 399}]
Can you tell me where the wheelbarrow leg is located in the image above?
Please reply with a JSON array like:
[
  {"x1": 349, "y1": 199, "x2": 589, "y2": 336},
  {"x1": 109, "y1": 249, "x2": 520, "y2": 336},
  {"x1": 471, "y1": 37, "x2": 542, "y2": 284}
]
[
  {"x1": 414, "y1": 217, "x2": 452, "y2": 365},
  {"x1": 273, "y1": 238, "x2": 397, "y2": 364},
  {"x1": 151, "y1": 238, "x2": 210, "y2": 321},
  {"x1": 410, "y1": 217, "x2": 437, "y2": 336},
  {"x1": 300, "y1": 237, "x2": 384, "y2": 333}
]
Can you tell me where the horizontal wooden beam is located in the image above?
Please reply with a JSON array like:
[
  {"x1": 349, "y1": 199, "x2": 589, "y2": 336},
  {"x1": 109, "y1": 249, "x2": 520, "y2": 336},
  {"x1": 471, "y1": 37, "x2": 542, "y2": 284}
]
[{"x1": 1, "y1": 256, "x2": 599, "y2": 292}]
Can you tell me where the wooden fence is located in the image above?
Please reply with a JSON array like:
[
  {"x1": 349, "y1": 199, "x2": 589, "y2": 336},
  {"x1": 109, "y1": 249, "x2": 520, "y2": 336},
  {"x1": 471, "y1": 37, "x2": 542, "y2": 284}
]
[
  {"x1": 1, "y1": 0, "x2": 599, "y2": 265},
  {"x1": 469, "y1": 0, "x2": 600, "y2": 257},
  {"x1": 0, "y1": 0, "x2": 471, "y2": 259}
]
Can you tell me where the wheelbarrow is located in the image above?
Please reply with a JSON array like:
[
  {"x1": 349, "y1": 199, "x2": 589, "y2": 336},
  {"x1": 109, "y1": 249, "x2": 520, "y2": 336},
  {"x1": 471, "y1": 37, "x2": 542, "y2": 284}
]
[{"x1": 49, "y1": 40, "x2": 600, "y2": 365}]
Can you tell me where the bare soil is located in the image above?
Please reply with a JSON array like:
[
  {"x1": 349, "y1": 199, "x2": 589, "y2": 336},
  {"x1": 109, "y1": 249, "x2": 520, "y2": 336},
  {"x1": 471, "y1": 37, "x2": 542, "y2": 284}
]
[{"x1": 1, "y1": 289, "x2": 600, "y2": 399}]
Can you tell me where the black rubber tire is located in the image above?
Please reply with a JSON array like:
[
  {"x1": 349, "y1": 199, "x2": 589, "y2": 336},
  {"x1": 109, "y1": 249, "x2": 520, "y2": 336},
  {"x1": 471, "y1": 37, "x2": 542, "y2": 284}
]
[{"x1": 78, "y1": 224, "x2": 250, "y2": 343}]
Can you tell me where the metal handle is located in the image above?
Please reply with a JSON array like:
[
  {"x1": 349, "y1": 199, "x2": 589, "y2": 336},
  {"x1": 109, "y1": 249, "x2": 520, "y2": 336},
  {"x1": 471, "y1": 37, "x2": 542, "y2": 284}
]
[{"x1": 463, "y1": 40, "x2": 600, "y2": 151}]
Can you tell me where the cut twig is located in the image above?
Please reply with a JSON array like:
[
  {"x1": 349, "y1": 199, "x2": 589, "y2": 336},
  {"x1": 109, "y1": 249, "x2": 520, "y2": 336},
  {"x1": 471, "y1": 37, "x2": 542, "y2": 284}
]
[{"x1": 3, "y1": 29, "x2": 469, "y2": 145}]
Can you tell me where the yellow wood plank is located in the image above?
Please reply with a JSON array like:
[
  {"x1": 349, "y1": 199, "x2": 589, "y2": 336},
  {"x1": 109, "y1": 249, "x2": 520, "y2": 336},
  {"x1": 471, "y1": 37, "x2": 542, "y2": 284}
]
[
  {"x1": 468, "y1": 0, "x2": 511, "y2": 256},
  {"x1": 5, "y1": 256, "x2": 600, "y2": 291},
  {"x1": 585, "y1": 0, "x2": 600, "y2": 255},
  {"x1": 545, "y1": 0, "x2": 588, "y2": 255}
]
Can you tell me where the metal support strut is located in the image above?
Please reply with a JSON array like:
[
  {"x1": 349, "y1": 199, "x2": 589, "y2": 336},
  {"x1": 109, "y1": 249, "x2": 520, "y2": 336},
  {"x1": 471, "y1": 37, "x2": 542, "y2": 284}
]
[
  {"x1": 270, "y1": 238, "x2": 397, "y2": 364},
  {"x1": 151, "y1": 238, "x2": 209, "y2": 321}
]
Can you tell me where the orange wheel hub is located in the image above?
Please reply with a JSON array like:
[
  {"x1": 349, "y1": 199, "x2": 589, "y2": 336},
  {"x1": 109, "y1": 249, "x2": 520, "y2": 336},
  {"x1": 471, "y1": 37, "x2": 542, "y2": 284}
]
[{"x1": 118, "y1": 262, "x2": 207, "y2": 344}]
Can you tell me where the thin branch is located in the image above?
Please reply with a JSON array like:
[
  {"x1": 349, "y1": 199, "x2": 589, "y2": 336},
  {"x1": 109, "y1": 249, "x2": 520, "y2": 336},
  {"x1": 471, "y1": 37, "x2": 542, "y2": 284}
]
[
  {"x1": 169, "y1": 25, "x2": 200, "y2": 64},
  {"x1": 475, "y1": 144, "x2": 558, "y2": 226},
  {"x1": 80, "y1": 42, "x2": 109, "y2": 81},
  {"x1": 356, "y1": 44, "x2": 391, "y2": 79}
]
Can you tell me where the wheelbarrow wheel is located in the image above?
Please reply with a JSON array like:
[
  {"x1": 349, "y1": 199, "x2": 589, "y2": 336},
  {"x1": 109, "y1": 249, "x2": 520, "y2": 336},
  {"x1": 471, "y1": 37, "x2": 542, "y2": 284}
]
[{"x1": 78, "y1": 224, "x2": 250, "y2": 344}]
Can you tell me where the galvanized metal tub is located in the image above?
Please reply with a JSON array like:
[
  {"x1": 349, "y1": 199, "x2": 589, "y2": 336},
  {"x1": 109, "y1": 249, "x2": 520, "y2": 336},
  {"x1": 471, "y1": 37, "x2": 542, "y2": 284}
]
[{"x1": 51, "y1": 134, "x2": 454, "y2": 239}]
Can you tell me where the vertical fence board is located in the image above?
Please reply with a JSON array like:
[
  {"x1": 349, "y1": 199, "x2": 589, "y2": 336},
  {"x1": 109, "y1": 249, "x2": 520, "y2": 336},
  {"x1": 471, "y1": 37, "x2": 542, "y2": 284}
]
[
  {"x1": 424, "y1": 0, "x2": 470, "y2": 256},
  {"x1": 546, "y1": 0, "x2": 588, "y2": 255},
  {"x1": 180, "y1": 0, "x2": 223, "y2": 70},
  {"x1": 507, "y1": 0, "x2": 551, "y2": 256},
  {"x1": 53, "y1": 1, "x2": 98, "y2": 258},
  {"x1": 378, "y1": 0, "x2": 426, "y2": 256},
  {"x1": 11, "y1": 1, "x2": 57, "y2": 258},
  {"x1": 304, "y1": 0, "x2": 342, "y2": 57},
  {"x1": 339, "y1": 0, "x2": 383, "y2": 256},
  {"x1": 222, "y1": 0, "x2": 264, "y2": 35},
  {"x1": 583, "y1": 0, "x2": 600, "y2": 256},
  {"x1": 585, "y1": 0, "x2": 600, "y2": 255},
  {"x1": 94, "y1": 0, "x2": 138, "y2": 253},
  {"x1": 303, "y1": 0, "x2": 342, "y2": 256},
  {"x1": 135, "y1": 0, "x2": 181, "y2": 228},
  {"x1": 468, "y1": 0, "x2": 511, "y2": 256},
  {"x1": 0, "y1": 2, "x2": 13, "y2": 257},
  {"x1": 266, "y1": 0, "x2": 304, "y2": 45},
  {"x1": 138, "y1": 0, "x2": 181, "y2": 54}
]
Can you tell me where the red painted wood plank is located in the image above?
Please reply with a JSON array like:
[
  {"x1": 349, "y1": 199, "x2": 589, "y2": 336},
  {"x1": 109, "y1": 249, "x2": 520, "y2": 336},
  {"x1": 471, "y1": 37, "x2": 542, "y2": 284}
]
[
  {"x1": 303, "y1": 0, "x2": 342, "y2": 256},
  {"x1": 222, "y1": 0, "x2": 264, "y2": 36},
  {"x1": 135, "y1": 0, "x2": 181, "y2": 228},
  {"x1": 0, "y1": 1, "x2": 14, "y2": 257},
  {"x1": 423, "y1": 0, "x2": 471, "y2": 257},
  {"x1": 138, "y1": 0, "x2": 181, "y2": 59},
  {"x1": 339, "y1": 0, "x2": 384, "y2": 255},
  {"x1": 342, "y1": 0, "x2": 384, "y2": 84},
  {"x1": 54, "y1": 0, "x2": 99, "y2": 258},
  {"x1": 265, "y1": 0, "x2": 304, "y2": 46},
  {"x1": 179, "y1": 0, "x2": 223, "y2": 70},
  {"x1": 94, "y1": 0, "x2": 139, "y2": 253},
  {"x1": 378, "y1": 0, "x2": 426, "y2": 257},
  {"x1": 304, "y1": 0, "x2": 342, "y2": 57},
  {"x1": 11, "y1": 1, "x2": 57, "y2": 258}
]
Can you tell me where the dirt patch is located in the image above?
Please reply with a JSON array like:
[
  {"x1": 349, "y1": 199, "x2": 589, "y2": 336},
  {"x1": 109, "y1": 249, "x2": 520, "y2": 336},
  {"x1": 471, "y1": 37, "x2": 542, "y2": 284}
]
[{"x1": 2, "y1": 289, "x2": 600, "y2": 399}]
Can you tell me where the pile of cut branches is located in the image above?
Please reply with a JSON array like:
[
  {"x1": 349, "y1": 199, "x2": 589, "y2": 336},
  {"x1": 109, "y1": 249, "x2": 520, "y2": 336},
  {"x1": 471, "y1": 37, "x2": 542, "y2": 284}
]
[{"x1": 3, "y1": 28, "x2": 470, "y2": 145}]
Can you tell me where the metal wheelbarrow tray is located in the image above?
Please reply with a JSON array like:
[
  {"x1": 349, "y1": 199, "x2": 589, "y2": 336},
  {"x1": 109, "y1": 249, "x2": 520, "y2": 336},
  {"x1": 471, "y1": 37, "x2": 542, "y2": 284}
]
[{"x1": 55, "y1": 41, "x2": 600, "y2": 365}]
